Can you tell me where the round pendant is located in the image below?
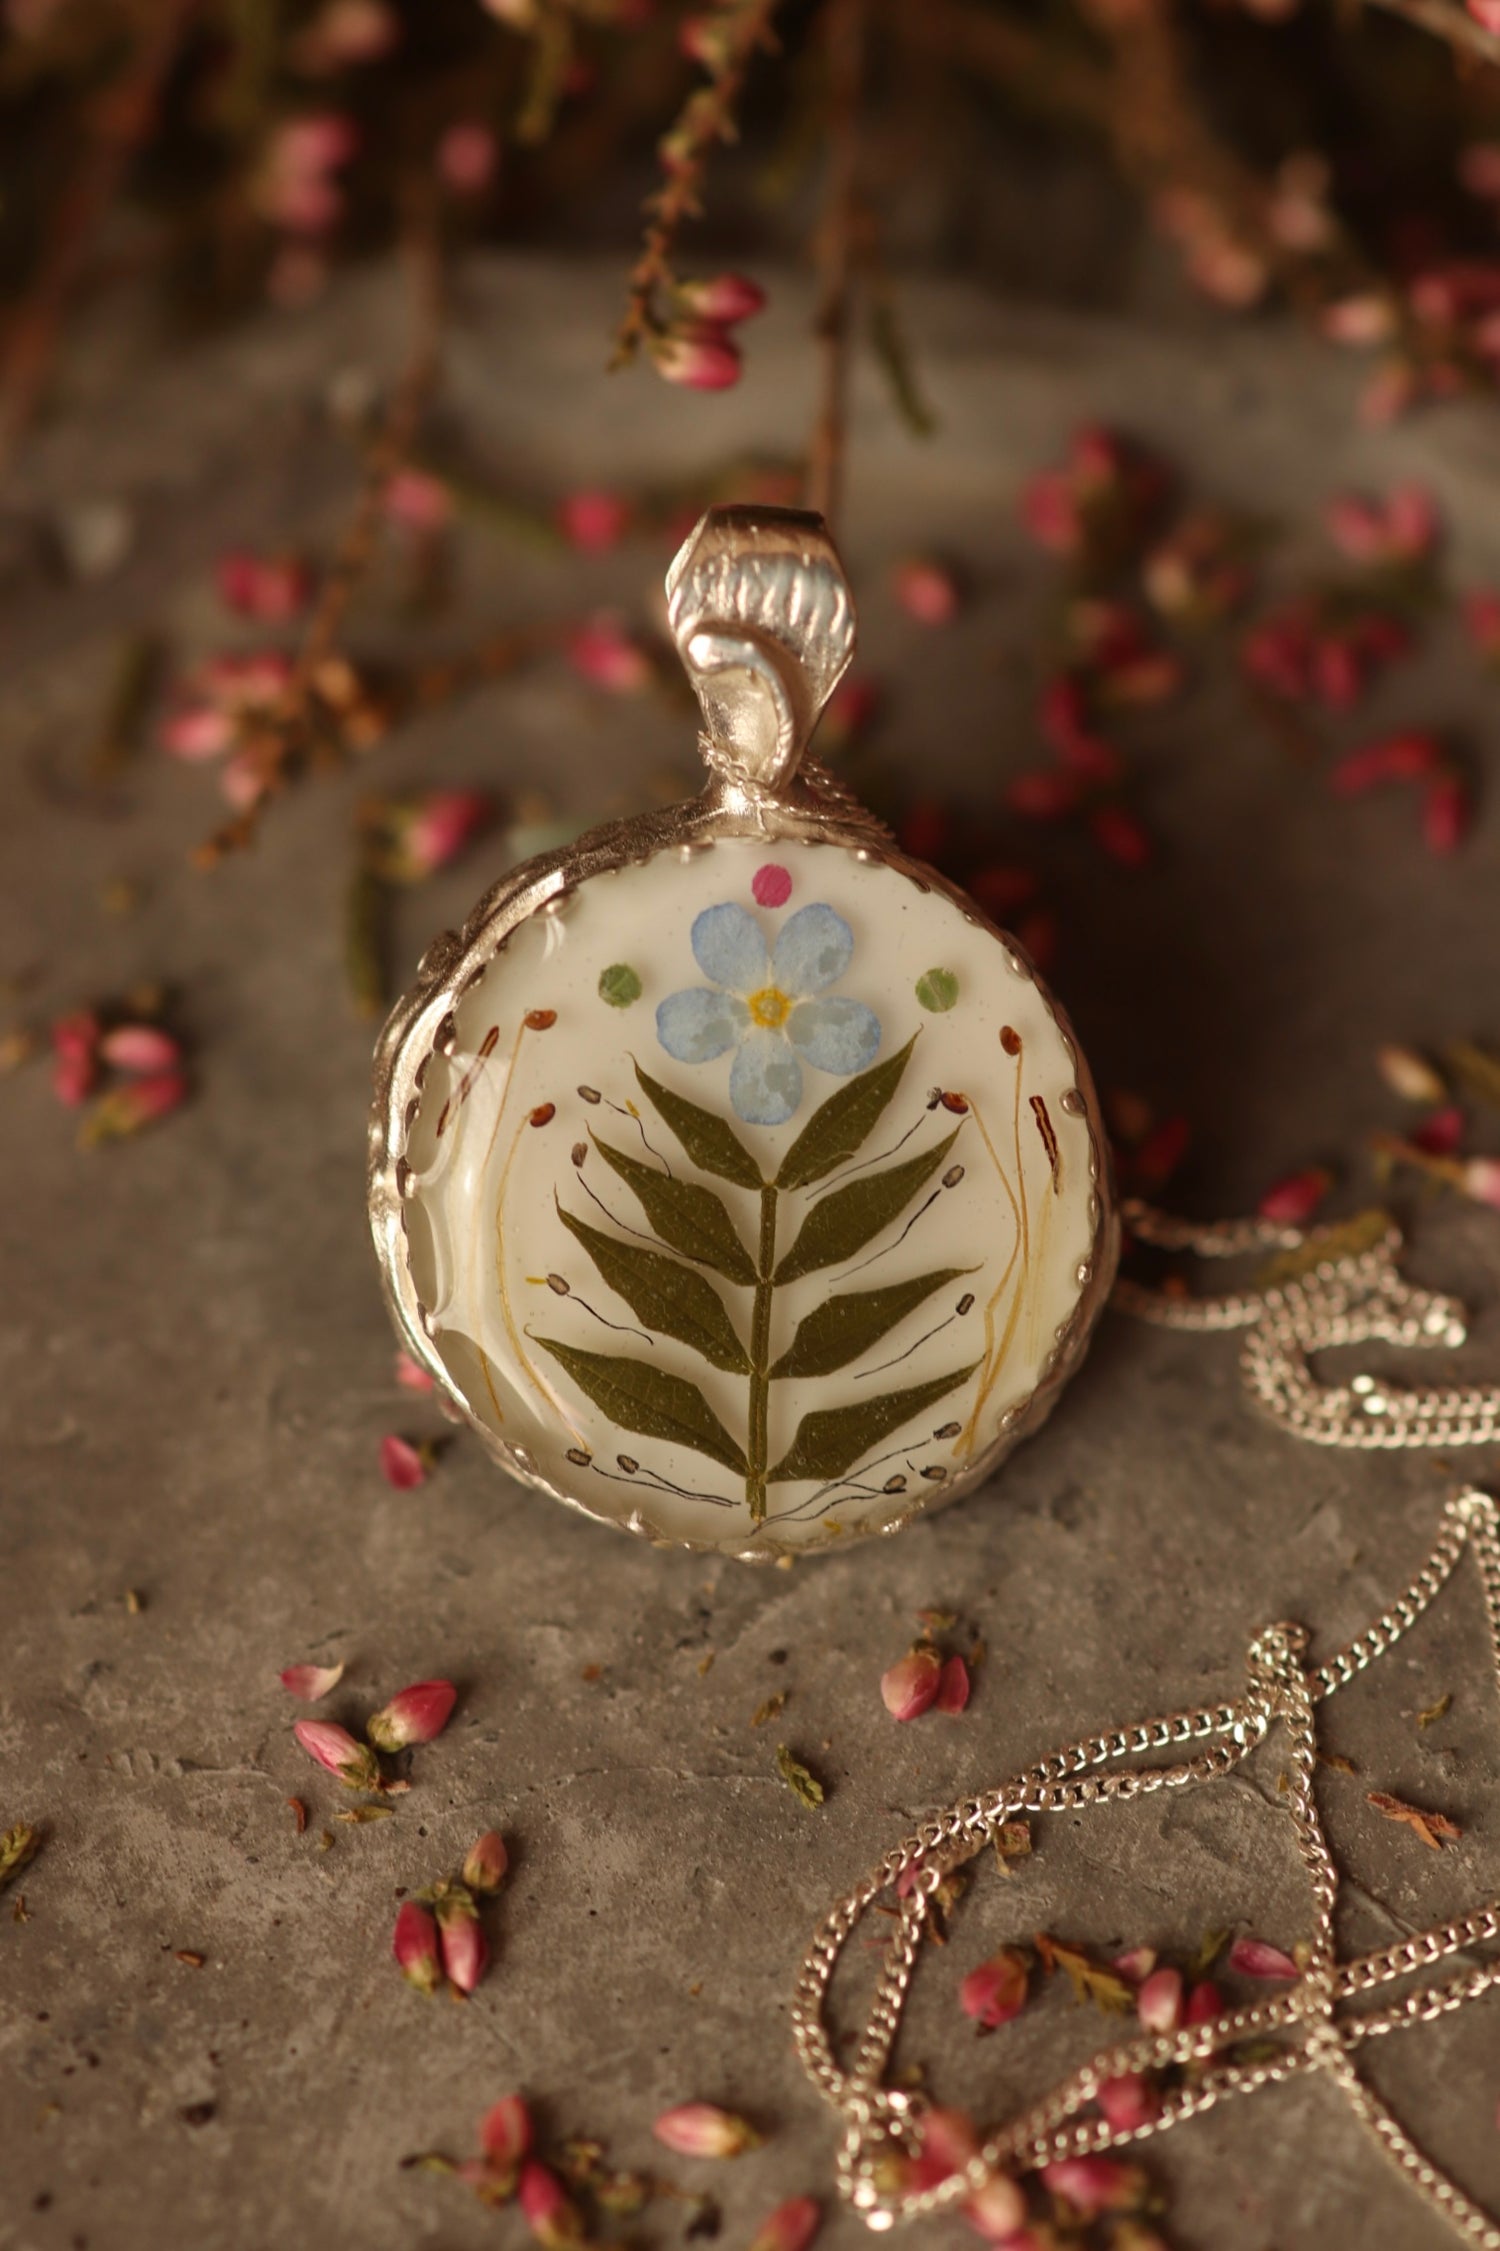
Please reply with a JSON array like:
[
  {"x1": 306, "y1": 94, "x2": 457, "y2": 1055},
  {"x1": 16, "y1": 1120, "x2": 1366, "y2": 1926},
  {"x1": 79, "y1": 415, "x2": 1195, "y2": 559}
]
[{"x1": 370, "y1": 507, "x2": 1116, "y2": 1556}]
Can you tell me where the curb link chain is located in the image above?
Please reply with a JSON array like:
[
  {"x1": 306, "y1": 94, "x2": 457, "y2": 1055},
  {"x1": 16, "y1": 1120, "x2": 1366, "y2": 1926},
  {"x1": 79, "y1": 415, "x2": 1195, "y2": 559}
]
[
  {"x1": 790, "y1": 1491, "x2": 1500, "y2": 2248},
  {"x1": 1113, "y1": 1200, "x2": 1500, "y2": 1450}
]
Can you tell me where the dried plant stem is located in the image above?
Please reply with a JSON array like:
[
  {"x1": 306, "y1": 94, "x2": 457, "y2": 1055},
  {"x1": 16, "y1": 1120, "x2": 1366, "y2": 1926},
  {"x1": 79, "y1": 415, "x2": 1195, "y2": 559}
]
[
  {"x1": 612, "y1": 0, "x2": 783, "y2": 367},
  {"x1": 805, "y1": 0, "x2": 867, "y2": 529},
  {"x1": 192, "y1": 188, "x2": 445, "y2": 867},
  {"x1": 0, "y1": 0, "x2": 198, "y2": 478}
]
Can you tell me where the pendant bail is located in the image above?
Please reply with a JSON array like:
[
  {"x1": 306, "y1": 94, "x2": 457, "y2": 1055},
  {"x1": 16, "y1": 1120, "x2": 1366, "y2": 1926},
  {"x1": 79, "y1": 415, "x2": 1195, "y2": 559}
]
[{"x1": 666, "y1": 503, "x2": 856, "y2": 792}]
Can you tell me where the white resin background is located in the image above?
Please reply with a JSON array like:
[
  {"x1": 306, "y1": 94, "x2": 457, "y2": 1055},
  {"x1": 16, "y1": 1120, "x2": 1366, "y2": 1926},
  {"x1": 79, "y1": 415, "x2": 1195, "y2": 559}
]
[{"x1": 400, "y1": 834, "x2": 1103, "y2": 1552}]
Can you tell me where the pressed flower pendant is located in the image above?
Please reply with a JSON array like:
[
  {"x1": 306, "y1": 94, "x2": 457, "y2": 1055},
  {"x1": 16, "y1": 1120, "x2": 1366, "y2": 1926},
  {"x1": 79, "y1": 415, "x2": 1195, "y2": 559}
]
[{"x1": 369, "y1": 506, "x2": 1117, "y2": 1557}]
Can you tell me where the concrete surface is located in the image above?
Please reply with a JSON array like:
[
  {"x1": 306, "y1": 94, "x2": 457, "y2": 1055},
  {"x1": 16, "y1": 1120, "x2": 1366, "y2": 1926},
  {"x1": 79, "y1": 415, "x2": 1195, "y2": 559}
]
[{"x1": 2, "y1": 257, "x2": 1500, "y2": 2250}]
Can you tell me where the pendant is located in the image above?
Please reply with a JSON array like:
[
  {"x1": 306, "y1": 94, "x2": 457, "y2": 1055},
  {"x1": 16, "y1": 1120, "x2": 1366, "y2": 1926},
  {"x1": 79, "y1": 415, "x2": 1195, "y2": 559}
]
[{"x1": 369, "y1": 506, "x2": 1117, "y2": 1557}]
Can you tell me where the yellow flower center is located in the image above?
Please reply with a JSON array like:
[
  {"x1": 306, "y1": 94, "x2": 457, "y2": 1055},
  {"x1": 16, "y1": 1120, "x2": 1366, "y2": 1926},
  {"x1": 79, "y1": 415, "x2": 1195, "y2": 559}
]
[{"x1": 747, "y1": 985, "x2": 792, "y2": 1031}]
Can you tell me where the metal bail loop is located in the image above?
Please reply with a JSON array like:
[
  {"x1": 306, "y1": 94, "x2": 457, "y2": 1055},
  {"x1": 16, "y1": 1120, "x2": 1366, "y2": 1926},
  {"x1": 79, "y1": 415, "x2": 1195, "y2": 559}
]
[{"x1": 665, "y1": 503, "x2": 856, "y2": 792}]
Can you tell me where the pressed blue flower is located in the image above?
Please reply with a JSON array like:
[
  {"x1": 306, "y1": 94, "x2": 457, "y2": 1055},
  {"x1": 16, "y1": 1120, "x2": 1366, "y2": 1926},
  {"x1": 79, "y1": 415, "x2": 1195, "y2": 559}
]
[{"x1": 656, "y1": 901, "x2": 881, "y2": 1126}]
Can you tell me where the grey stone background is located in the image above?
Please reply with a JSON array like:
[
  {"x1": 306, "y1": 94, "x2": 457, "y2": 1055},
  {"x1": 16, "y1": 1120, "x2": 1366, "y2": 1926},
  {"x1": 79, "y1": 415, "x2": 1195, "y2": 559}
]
[{"x1": 2, "y1": 258, "x2": 1500, "y2": 2250}]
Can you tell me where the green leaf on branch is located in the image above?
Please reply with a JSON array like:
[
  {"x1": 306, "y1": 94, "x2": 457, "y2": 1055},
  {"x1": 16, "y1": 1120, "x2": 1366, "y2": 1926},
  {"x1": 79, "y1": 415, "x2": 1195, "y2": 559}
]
[
  {"x1": 769, "y1": 1362, "x2": 978, "y2": 1484},
  {"x1": 534, "y1": 1337, "x2": 748, "y2": 1474},
  {"x1": 774, "y1": 1130, "x2": 959, "y2": 1284},
  {"x1": 632, "y1": 1063, "x2": 763, "y2": 1188},
  {"x1": 776, "y1": 1034, "x2": 918, "y2": 1192},
  {"x1": 591, "y1": 1134, "x2": 756, "y2": 1285},
  {"x1": 556, "y1": 1202, "x2": 750, "y2": 1372},
  {"x1": 771, "y1": 1267, "x2": 975, "y2": 1379}
]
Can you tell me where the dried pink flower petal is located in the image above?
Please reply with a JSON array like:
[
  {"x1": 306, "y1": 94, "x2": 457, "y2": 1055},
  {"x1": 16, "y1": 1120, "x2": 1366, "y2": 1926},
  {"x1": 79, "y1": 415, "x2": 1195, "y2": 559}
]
[
  {"x1": 747, "y1": 2198, "x2": 821, "y2": 2251},
  {"x1": 394, "y1": 1350, "x2": 435, "y2": 1393},
  {"x1": 384, "y1": 468, "x2": 453, "y2": 531},
  {"x1": 1227, "y1": 1935, "x2": 1299, "y2": 1980},
  {"x1": 1111, "y1": 1945, "x2": 1156, "y2": 1985},
  {"x1": 1040, "y1": 2154, "x2": 1144, "y2": 2215},
  {"x1": 393, "y1": 1899, "x2": 442, "y2": 1995},
  {"x1": 463, "y1": 1830, "x2": 510, "y2": 1895},
  {"x1": 279, "y1": 1662, "x2": 345, "y2": 1701},
  {"x1": 1376, "y1": 1045, "x2": 1446, "y2": 1104},
  {"x1": 437, "y1": 1889, "x2": 488, "y2": 1994},
  {"x1": 1257, "y1": 1167, "x2": 1332, "y2": 1228},
  {"x1": 438, "y1": 121, "x2": 499, "y2": 195},
  {"x1": 162, "y1": 703, "x2": 234, "y2": 761},
  {"x1": 651, "y1": 2102, "x2": 763, "y2": 2158},
  {"x1": 380, "y1": 1434, "x2": 428, "y2": 1489},
  {"x1": 1098, "y1": 2071, "x2": 1160, "y2": 2132},
  {"x1": 880, "y1": 1645, "x2": 942, "y2": 1722},
  {"x1": 216, "y1": 550, "x2": 311, "y2": 621},
  {"x1": 935, "y1": 1654, "x2": 971, "y2": 1714},
  {"x1": 1184, "y1": 1976, "x2": 1225, "y2": 2025},
  {"x1": 893, "y1": 558, "x2": 960, "y2": 626},
  {"x1": 556, "y1": 488, "x2": 631, "y2": 553},
  {"x1": 566, "y1": 616, "x2": 654, "y2": 694},
  {"x1": 367, "y1": 1678, "x2": 457, "y2": 1751},
  {"x1": 1136, "y1": 1964, "x2": 1183, "y2": 2033},
  {"x1": 480, "y1": 2094, "x2": 533, "y2": 2169},
  {"x1": 959, "y1": 1947, "x2": 1029, "y2": 2030},
  {"x1": 98, "y1": 1024, "x2": 181, "y2": 1075},
  {"x1": 519, "y1": 2160, "x2": 585, "y2": 2247},
  {"x1": 294, "y1": 1717, "x2": 381, "y2": 1790}
]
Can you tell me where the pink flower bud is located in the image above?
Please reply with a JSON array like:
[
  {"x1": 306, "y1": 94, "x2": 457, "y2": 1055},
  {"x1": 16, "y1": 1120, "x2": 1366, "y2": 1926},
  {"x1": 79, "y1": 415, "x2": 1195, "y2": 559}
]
[
  {"x1": 1413, "y1": 1104, "x2": 1464, "y2": 1156},
  {"x1": 959, "y1": 1947, "x2": 1029, "y2": 2031},
  {"x1": 52, "y1": 1048, "x2": 98, "y2": 1107},
  {"x1": 650, "y1": 322, "x2": 742, "y2": 391},
  {"x1": 747, "y1": 2198, "x2": 822, "y2": 2251},
  {"x1": 1227, "y1": 1935, "x2": 1299, "y2": 1980},
  {"x1": 380, "y1": 1433, "x2": 428, "y2": 1489},
  {"x1": 219, "y1": 748, "x2": 270, "y2": 811},
  {"x1": 566, "y1": 616, "x2": 654, "y2": 694},
  {"x1": 437, "y1": 1889, "x2": 488, "y2": 1994},
  {"x1": 383, "y1": 468, "x2": 453, "y2": 531},
  {"x1": 935, "y1": 1654, "x2": 971, "y2": 1713},
  {"x1": 556, "y1": 488, "x2": 631, "y2": 553},
  {"x1": 1184, "y1": 1977, "x2": 1225, "y2": 2025},
  {"x1": 1424, "y1": 774, "x2": 1471, "y2": 855},
  {"x1": 651, "y1": 2102, "x2": 763, "y2": 2158},
  {"x1": 51, "y1": 1008, "x2": 100, "y2": 1064},
  {"x1": 1376, "y1": 1045, "x2": 1446, "y2": 1104},
  {"x1": 675, "y1": 272, "x2": 766, "y2": 324},
  {"x1": 1257, "y1": 1167, "x2": 1332, "y2": 1228},
  {"x1": 963, "y1": 2172, "x2": 1027, "y2": 2240},
  {"x1": 1040, "y1": 2155, "x2": 1144, "y2": 2215},
  {"x1": 99, "y1": 1024, "x2": 181, "y2": 1075},
  {"x1": 438, "y1": 121, "x2": 499, "y2": 195},
  {"x1": 462, "y1": 1830, "x2": 510, "y2": 1895},
  {"x1": 394, "y1": 1350, "x2": 435, "y2": 1392},
  {"x1": 1111, "y1": 1945, "x2": 1156, "y2": 1985},
  {"x1": 367, "y1": 1678, "x2": 457, "y2": 1751},
  {"x1": 894, "y1": 558, "x2": 961, "y2": 626},
  {"x1": 278, "y1": 1662, "x2": 345, "y2": 1701},
  {"x1": 1019, "y1": 471, "x2": 1082, "y2": 555},
  {"x1": 519, "y1": 2160, "x2": 585, "y2": 2247},
  {"x1": 1006, "y1": 769, "x2": 1083, "y2": 821},
  {"x1": 1090, "y1": 804, "x2": 1153, "y2": 869},
  {"x1": 910, "y1": 2106, "x2": 978, "y2": 2185},
  {"x1": 162, "y1": 703, "x2": 234, "y2": 760},
  {"x1": 1322, "y1": 293, "x2": 1396, "y2": 345},
  {"x1": 1330, "y1": 732, "x2": 1441, "y2": 796},
  {"x1": 1136, "y1": 1964, "x2": 1183, "y2": 2033},
  {"x1": 1462, "y1": 1157, "x2": 1500, "y2": 1211},
  {"x1": 480, "y1": 2093, "x2": 533, "y2": 2169},
  {"x1": 392, "y1": 1899, "x2": 442, "y2": 1994},
  {"x1": 216, "y1": 550, "x2": 311, "y2": 621},
  {"x1": 880, "y1": 1644, "x2": 942, "y2": 1721},
  {"x1": 1097, "y1": 2071, "x2": 1160, "y2": 2132},
  {"x1": 76, "y1": 1072, "x2": 188, "y2": 1145},
  {"x1": 398, "y1": 788, "x2": 494, "y2": 878},
  {"x1": 294, "y1": 1717, "x2": 381, "y2": 1790}
]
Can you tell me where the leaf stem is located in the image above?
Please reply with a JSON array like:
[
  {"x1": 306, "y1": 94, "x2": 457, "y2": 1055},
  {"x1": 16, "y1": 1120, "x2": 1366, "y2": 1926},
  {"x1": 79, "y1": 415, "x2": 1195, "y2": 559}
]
[{"x1": 747, "y1": 1181, "x2": 778, "y2": 1521}]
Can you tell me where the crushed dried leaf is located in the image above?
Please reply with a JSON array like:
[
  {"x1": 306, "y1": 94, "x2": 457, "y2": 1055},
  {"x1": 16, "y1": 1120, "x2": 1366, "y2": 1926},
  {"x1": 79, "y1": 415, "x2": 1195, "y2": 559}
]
[
  {"x1": 1317, "y1": 1750, "x2": 1358, "y2": 1775},
  {"x1": 992, "y1": 1820, "x2": 1033, "y2": 1876},
  {"x1": 287, "y1": 1797, "x2": 308, "y2": 1834},
  {"x1": 0, "y1": 1824, "x2": 41, "y2": 1893},
  {"x1": 776, "y1": 1745, "x2": 826, "y2": 1809},
  {"x1": 750, "y1": 1692, "x2": 787, "y2": 1729},
  {"x1": 1366, "y1": 1789, "x2": 1461, "y2": 1849},
  {"x1": 335, "y1": 1804, "x2": 395, "y2": 1824},
  {"x1": 1034, "y1": 1932, "x2": 1134, "y2": 2013},
  {"x1": 1417, "y1": 1693, "x2": 1452, "y2": 1728}
]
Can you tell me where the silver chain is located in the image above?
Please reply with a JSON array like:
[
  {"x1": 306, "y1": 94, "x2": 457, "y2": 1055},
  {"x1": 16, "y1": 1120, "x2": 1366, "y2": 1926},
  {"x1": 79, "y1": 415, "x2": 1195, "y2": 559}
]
[
  {"x1": 790, "y1": 1490, "x2": 1500, "y2": 2246},
  {"x1": 1114, "y1": 1200, "x2": 1500, "y2": 1450}
]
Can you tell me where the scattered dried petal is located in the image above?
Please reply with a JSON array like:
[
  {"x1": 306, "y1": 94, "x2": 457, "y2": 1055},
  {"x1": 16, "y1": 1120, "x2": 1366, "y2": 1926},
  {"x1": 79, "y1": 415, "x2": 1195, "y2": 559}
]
[
  {"x1": 367, "y1": 1678, "x2": 457, "y2": 1751},
  {"x1": 652, "y1": 2103, "x2": 763, "y2": 2159},
  {"x1": 279, "y1": 1662, "x2": 345, "y2": 1701},
  {"x1": 934, "y1": 1653, "x2": 971, "y2": 1714},
  {"x1": 1226, "y1": 1935, "x2": 1299, "y2": 1980},
  {"x1": 881, "y1": 1644, "x2": 942, "y2": 1722},
  {"x1": 959, "y1": 1947, "x2": 1029, "y2": 2030},
  {"x1": 380, "y1": 1434, "x2": 429, "y2": 1489}
]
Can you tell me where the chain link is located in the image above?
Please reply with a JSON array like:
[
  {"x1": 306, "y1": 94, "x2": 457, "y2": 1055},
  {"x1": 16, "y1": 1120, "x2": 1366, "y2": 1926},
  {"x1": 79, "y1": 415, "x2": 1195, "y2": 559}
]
[
  {"x1": 1116, "y1": 1200, "x2": 1500, "y2": 1449},
  {"x1": 790, "y1": 1491, "x2": 1500, "y2": 2246}
]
